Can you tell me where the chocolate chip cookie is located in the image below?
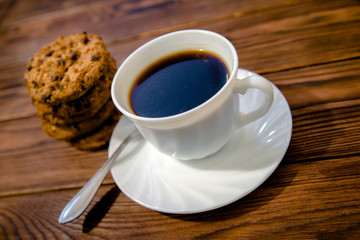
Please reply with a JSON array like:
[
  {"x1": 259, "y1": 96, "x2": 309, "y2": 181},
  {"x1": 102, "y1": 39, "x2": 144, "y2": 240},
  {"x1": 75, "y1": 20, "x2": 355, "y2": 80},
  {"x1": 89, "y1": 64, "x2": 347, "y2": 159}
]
[
  {"x1": 34, "y1": 57, "x2": 117, "y2": 125},
  {"x1": 25, "y1": 32, "x2": 110, "y2": 104},
  {"x1": 42, "y1": 99, "x2": 115, "y2": 141},
  {"x1": 69, "y1": 109, "x2": 121, "y2": 151}
]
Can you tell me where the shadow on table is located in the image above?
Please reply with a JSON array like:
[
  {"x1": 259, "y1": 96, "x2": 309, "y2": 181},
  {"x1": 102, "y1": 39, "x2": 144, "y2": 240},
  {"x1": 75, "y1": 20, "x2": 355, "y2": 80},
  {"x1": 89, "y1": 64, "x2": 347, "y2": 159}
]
[
  {"x1": 81, "y1": 135, "x2": 144, "y2": 232},
  {"x1": 82, "y1": 186, "x2": 120, "y2": 233}
]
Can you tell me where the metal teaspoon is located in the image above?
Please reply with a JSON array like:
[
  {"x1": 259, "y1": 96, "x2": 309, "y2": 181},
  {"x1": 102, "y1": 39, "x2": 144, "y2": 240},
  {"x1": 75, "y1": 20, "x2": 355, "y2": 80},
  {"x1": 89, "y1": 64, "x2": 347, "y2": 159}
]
[{"x1": 58, "y1": 129, "x2": 139, "y2": 224}]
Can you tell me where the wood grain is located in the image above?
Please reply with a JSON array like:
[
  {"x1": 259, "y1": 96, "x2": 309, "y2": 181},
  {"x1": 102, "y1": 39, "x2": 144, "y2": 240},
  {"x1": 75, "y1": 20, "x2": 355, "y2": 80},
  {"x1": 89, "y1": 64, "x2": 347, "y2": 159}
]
[
  {"x1": 1, "y1": 156, "x2": 359, "y2": 239},
  {"x1": 1, "y1": 0, "x2": 359, "y2": 67},
  {"x1": 267, "y1": 58, "x2": 360, "y2": 162},
  {"x1": 0, "y1": 117, "x2": 114, "y2": 197},
  {"x1": 0, "y1": 0, "x2": 284, "y2": 65},
  {"x1": 1, "y1": 1, "x2": 359, "y2": 122},
  {"x1": 0, "y1": 0, "x2": 359, "y2": 239}
]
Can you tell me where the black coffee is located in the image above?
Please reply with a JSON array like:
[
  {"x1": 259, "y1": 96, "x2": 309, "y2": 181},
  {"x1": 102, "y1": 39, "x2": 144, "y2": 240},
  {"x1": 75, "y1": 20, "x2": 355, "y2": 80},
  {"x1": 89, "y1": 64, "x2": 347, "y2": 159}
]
[{"x1": 129, "y1": 50, "x2": 228, "y2": 118}]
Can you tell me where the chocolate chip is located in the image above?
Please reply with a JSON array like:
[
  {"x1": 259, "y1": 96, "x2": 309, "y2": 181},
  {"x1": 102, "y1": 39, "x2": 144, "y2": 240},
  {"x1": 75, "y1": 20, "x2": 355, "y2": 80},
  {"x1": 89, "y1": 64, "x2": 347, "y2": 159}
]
[
  {"x1": 32, "y1": 81, "x2": 39, "y2": 88},
  {"x1": 41, "y1": 94, "x2": 47, "y2": 100},
  {"x1": 91, "y1": 54, "x2": 100, "y2": 61},
  {"x1": 51, "y1": 75, "x2": 60, "y2": 81},
  {"x1": 70, "y1": 53, "x2": 78, "y2": 61},
  {"x1": 52, "y1": 105, "x2": 58, "y2": 113},
  {"x1": 45, "y1": 94, "x2": 52, "y2": 103},
  {"x1": 27, "y1": 66, "x2": 32, "y2": 71},
  {"x1": 81, "y1": 85, "x2": 86, "y2": 91},
  {"x1": 83, "y1": 36, "x2": 89, "y2": 44},
  {"x1": 49, "y1": 85, "x2": 55, "y2": 91},
  {"x1": 45, "y1": 51, "x2": 54, "y2": 57}
]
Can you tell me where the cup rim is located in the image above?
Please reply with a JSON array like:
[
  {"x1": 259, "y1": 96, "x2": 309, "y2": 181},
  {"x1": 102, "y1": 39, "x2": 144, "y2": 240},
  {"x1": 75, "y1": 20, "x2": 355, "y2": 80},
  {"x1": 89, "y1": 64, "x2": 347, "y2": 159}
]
[{"x1": 111, "y1": 29, "x2": 238, "y2": 124}]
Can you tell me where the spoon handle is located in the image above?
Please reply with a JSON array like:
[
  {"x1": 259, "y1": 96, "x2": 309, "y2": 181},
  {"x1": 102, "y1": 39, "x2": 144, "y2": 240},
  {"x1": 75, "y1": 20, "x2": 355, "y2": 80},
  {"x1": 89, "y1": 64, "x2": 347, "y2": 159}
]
[{"x1": 58, "y1": 130, "x2": 139, "y2": 224}]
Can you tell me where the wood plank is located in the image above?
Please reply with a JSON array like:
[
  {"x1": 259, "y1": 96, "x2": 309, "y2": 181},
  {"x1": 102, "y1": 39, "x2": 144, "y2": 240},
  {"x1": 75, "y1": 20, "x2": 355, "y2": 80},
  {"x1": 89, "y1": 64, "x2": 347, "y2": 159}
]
[
  {"x1": 0, "y1": 0, "x2": 279, "y2": 65},
  {"x1": 0, "y1": 156, "x2": 359, "y2": 239},
  {"x1": 264, "y1": 58, "x2": 360, "y2": 162},
  {"x1": 0, "y1": 116, "x2": 113, "y2": 197},
  {"x1": 0, "y1": 58, "x2": 358, "y2": 197},
  {"x1": 0, "y1": 0, "x2": 12, "y2": 23},
  {"x1": 286, "y1": 99, "x2": 360, "y2": 162},
  {"x1": 106, "y1": 3, "x2": 360, "y2": 73},
  {"x1": 205, "y1": 4, "x2": 360, "y2": 73},
  {"x1": 0, "y1": 0, "x2": 358, "y2": 66},
  {"x1": 1, "y1": 2, "x2": 359, "y2": 121},
  {"x1": 1, "y1": 0, "x2": 100, "y2": 23},
  {"x1": 0, "y1": 62, "x2": 36, "y2": 121}
]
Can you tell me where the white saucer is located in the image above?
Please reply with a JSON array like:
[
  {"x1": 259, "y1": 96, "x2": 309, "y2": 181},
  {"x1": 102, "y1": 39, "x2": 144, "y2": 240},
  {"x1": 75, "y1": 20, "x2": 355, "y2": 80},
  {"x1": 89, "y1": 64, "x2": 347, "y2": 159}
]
[{"x1": 109, "y1": 68, "x2": 292, "y2": 214}]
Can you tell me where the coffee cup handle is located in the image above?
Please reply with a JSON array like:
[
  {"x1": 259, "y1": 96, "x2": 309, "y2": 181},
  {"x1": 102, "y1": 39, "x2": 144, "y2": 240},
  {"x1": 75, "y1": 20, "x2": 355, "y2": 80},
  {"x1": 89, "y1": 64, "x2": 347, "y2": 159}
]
[{"x1": 234, "y1": 76, "x2": 274, "y2": 128}]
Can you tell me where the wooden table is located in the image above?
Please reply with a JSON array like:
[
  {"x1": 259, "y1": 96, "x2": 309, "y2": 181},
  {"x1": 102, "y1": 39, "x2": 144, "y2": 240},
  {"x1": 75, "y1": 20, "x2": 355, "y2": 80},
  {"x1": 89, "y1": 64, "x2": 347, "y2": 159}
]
[{"x1": 1, "y1": 0, "x2": 359, "y2": 239}]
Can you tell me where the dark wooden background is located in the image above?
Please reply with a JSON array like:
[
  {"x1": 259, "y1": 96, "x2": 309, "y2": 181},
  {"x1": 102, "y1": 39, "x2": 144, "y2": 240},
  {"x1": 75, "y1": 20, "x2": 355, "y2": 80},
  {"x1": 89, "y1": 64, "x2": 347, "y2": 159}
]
[{"x1": 0, "y1": 0, "x2": 359, "y2": 239}]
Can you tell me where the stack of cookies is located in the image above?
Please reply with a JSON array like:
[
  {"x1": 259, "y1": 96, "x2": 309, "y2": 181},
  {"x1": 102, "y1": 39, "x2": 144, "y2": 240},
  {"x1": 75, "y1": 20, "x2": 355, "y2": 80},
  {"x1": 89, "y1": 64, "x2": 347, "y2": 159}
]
[{"x1": 24, "y1": 32, "x2": 121, "y2": 150}]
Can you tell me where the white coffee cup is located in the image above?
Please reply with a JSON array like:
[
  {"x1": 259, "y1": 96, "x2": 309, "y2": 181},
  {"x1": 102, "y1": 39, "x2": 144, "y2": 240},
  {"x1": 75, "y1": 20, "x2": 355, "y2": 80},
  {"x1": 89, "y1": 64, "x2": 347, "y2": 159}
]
[{"x1": 111, "y1": 29, "x2": 274, "y2": 160}]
